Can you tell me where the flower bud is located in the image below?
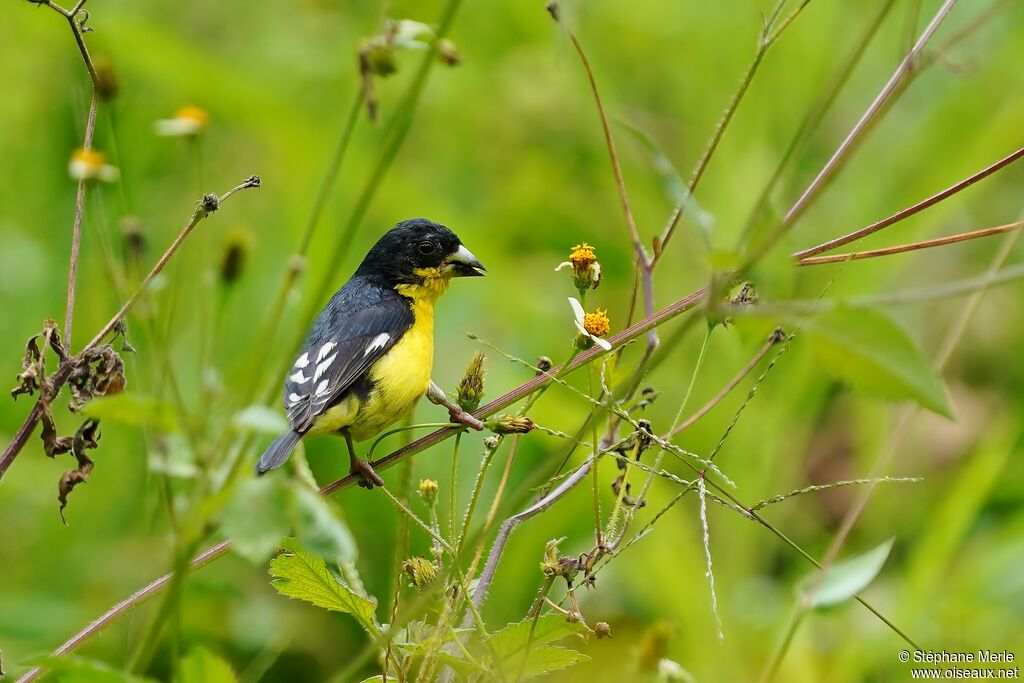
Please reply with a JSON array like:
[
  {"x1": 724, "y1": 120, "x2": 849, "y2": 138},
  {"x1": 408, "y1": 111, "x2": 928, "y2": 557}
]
[
  {"x1": 595, "y1": 621, "x2": 612, "y2": 639},
  {"x1": 456, "y1": 351, "x2": 485, "y2": 412},
  {"x1": 417, "y1": 478, "x2": 439, "y2": 505},
  {"x1": 219, "y1": 227, "x2": 252, "y2": 285},
  {"x1": 486, "y1": 415, "x2": 534, "y2": 435},
  {"x1": 402, "y1": 556, "x2": 437, "y2": 589},
  {"x1": 535, "y1": 356, "x2": 553, "y2": 375},
  {"x1": 362, "y1": 39, "x2": 397, "y2": 77},
  {"x1": 94, "y1": 55, "x2": 119, "y2": 102},
  {"x1": 437, "y1": 38, "x2": 461, "y2": 66},
  {"x1": 556, "y1": 243, "x2": 601, "y2": 292},
  {"x1": 483, "y1": 435, "x2": 500, "y2": 451}
]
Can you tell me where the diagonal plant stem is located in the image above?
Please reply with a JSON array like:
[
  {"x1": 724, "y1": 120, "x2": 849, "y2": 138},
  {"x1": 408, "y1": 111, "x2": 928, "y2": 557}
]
[
  {"x1": 796, "y1": 220, "x2": 1024, "y2": 265},
  {"x1": 793, "y1": 146, "x2": 1024, "y2": 260}
]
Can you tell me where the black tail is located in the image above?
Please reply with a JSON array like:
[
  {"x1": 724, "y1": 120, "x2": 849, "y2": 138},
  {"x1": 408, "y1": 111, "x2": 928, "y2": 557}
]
[{"x1": 256, "y1": 430, "x2": 302, "y2": 475}]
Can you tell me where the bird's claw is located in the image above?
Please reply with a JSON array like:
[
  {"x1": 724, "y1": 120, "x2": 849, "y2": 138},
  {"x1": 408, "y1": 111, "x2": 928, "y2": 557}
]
[
  {"x1": 350, "y1": 458, "x2": 384, "y2": 490},
  {"x1": 449, "y1": 406, "x2": 484, "y2": 431}
]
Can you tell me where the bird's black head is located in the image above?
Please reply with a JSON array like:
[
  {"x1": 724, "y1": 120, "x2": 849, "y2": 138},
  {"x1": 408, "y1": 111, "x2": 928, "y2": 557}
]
[{"x1": 356, "y1": 218, "x2": 486, "y2": 285}]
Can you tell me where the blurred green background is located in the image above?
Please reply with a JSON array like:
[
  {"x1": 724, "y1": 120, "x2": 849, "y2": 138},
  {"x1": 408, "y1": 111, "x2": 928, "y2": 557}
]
[{"x1": 2, "y1": 0, "x2": 1023, "y2": 680}]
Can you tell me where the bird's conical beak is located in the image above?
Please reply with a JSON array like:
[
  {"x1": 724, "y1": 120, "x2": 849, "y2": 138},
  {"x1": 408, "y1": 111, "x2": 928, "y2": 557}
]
[{"x1": 446, "y1": 244, "x2": 486, "y2": 277}]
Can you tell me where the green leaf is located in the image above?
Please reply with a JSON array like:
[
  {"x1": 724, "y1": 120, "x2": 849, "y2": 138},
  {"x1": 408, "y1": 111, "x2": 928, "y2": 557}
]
[
  {"x1": 82, "y1": 393, "x2": 178, "y2": 431},
  {"x1": 269, "y1": 539, "x2": 378, "y2": 633},
  {"x1": 176, "y1": 647, "x2": 238, "y2": 683},
  {"x1": 37, "y1": 657, "x2": 156, "y2": 683},
  {"x1": 506, "y1": 645, "x2": 589, "y2": 680},
  {"x1": 289, "y1": 483, "x2": 358, "y2": 564},
  {"x1": 232, "y1": 405, "x2": 290, "y2": 434},
  {"x1": 488, "y1": 615, "x2": 587, "y2": 660},
  {"x1": 805, "y1": 305, "x2": 951, "y2": 417},
  {"x1": 799, "y1": 538, "x2": 894, "y2": 609},
  {"x1": 221, "y1": 476, "x2": 291, "y2": 563}
]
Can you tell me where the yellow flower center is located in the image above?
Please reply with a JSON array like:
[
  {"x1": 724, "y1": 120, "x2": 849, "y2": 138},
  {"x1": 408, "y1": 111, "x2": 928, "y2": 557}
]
[
  {"x1": 583, "y1": 309, "x2": 610, "y2": 337},
  {"x1": 71, "y1": 148, "x2": 106, "y2": 168},
  {"x1": 175, "y1": 105, "x2": 209, "y2": 126},
  {"x1": 569, "y1": 242, "x2": 597, "y2": 268}
]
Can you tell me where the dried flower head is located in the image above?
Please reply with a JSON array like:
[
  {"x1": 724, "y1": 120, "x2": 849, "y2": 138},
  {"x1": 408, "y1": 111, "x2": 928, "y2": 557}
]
[
  {"x1": 402, "y1": 556, "x2": 437, "y2": 589},
  {"x1": 595, "y1": 621, "x2": 612, "y2": 639},
  {"x1": 456, "y1": 351, "x2": 486, "y2": 412},
  {"x1": 556, "y1": 242, "x2": 602, "y2": 291},
  {"x1": 155, "y1": 105, "x2": 209, "y2": 137},
  {"x1": 68, "y1": 148, "x2": 119, "y2": 183},
  {"x1": 417, "y1": 478, "x2": 439, "y2": 505},
  {"x1": 569, "y1": 298, "x2": 612, "y2": 351}
]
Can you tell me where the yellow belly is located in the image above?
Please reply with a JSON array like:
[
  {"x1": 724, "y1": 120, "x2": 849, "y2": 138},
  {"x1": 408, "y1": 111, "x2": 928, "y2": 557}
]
[{"x1": 307, "y1": 285, "x2": 439, "y2": 442}]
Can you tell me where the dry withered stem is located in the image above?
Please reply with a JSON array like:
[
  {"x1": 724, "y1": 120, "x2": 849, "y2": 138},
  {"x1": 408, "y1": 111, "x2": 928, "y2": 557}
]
[{"x1": 0, "y1": 177, "x2": 260, "y2": 485}]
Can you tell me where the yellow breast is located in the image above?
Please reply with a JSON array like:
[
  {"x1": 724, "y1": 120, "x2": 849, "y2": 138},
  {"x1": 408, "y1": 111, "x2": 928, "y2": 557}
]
[{"x1": 348, "y1": 272, "x2": 448, "y2": 441}]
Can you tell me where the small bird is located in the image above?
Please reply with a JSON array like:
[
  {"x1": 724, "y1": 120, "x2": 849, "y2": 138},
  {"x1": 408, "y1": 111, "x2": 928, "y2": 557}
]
[{"x1": 257, "y1": 218, "x2": 486, "y2": 487}]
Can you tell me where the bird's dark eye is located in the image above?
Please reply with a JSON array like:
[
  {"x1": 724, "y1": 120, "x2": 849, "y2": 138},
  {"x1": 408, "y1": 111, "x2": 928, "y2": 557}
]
[{"x1": 418, "y1": 241, "x2": 436, "y2": 255}]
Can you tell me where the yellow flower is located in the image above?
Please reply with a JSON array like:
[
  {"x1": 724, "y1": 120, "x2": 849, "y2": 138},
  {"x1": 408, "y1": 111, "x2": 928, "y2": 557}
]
[
  {"x1": 568, "y1": 297, "x2": 612, "y2": 351},
  {"x1": 556, "y1": 242, "x2": 601, "y2": 291},
  {"x1": 583, "y1": 309, "x2": 610, "y2": 337},
  {"x1": 417, "y1": 478, "x2": 439, "y2": 504},
  {"x1": 155, "y1": 105, "x2": 209, "y2": 137},
  {"x1": 68, "y1": 148, "x2": 119, "y2": 182}
]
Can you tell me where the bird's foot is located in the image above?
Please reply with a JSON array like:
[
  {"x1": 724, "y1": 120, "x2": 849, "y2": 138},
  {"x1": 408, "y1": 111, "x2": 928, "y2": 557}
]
[
  {"x1": 350, "y1": 458, "x2": 384, "y2": 490},
  {"x1": 449, "y1": 406, "x2": 484, "y2": 431}
]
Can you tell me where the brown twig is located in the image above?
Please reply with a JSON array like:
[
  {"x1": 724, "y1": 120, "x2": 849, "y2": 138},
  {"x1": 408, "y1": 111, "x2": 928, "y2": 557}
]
[
  {"x1": 797, "y1": 220, "x2": 1024, "y2": 265},
  {"x1": 793, "y1": 146, "x2": 1024, "y2": 259}
]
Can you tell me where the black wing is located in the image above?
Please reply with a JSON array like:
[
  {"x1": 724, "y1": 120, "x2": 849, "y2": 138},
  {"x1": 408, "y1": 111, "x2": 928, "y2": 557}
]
[{"x1": 283, "y1": 279, "x2": 413, "y2": 433}]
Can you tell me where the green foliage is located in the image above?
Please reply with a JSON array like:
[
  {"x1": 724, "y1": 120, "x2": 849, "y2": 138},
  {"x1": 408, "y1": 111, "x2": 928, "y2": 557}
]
[
  {"x1": 798, "y1": 538, "x2": 894, "y2": 609},
  {"x1": 805, "y1": 305, "x2": 952, "y2": 416},
  {"x1": 175, "y1": 647, "x2": 238, "y2": 683},
  {"x1": 81, "y1": 394, "x2": 178, "y2": 431},
  {"x1": 268, "y1": 539, "x2": 379, "y2": 635},
  {"x1": 38, "y1": 657, "x2": 156, "y2": 683},
  {"x1": 222, "y1": 477, "x2": 357, "y2": 564}
]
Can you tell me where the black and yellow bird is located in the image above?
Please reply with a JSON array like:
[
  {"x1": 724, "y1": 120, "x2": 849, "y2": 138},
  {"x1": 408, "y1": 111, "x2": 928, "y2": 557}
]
[{"x1": 256, "y1": 219, "x2": 486, "y2": 486}]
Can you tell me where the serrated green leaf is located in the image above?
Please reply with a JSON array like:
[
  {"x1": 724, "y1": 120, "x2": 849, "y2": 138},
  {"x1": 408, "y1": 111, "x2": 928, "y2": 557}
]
[
  {"x1": 488, "y1": 615, "x2": 587, "y2": 660},
  {"x1": 82, "y1": 393, "x2": 178, "y2": 431},
  {"x1": 289, "y1": 483, "x2": 358, "y2": 564},
  {"x1": 507, "y1": 645, "x2": 589, "y2": 680},
  {"x1": 799, "y1": 538, "x2": 894, "y2": 608},
  {"x1": 269, "y1": 540, "x2": 377, "y2": 632},
  {"x1": 222, "y1": 476, "x2": 291, "y2": 564},
  {"x1": 232, "y1": 405, "x2": 290, "y2": 434},
  {"x1": 176, "y1": 647, "x2": 238, "y2": 683},
  {"x1": 805, "y1": 305, "x2": 951, "y2": 417},
  {"x1": 37, "y1": 656, "x2": 156, "y2": 683}
]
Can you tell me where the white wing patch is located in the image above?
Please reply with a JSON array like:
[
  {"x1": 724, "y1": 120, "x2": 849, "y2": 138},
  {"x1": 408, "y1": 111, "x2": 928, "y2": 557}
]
[
  {"x1": 313, "y1": 354, "x2": 336, "y2": 383},
  {"x1": 287, "y1": 392, "x2": 302, "y2": 405},
  {"x1": 289, "y1": 370, "x2": 309, "y2": 384},
  {"x1": 364, "y1": 332, "x2": 391, "y2": 356},
  {"x1": 316, "y1": 341, "x2": 337, "y2": 362},
  {"x1": 315, "y1": 379, "x2": 329, "y2": 396},
  {"x1": 294, "y1": 352, "x2": 310, "y2": 369}
]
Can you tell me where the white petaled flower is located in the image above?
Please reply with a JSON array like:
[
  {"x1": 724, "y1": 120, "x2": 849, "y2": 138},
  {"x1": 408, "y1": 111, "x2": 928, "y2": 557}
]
[
  {"x1": 68, "y1": 148, "x2": 119, "y2": 183},
  {"x1": 154, "y1": 105, "x2": 209, "y2": 137},
  {"x1": 568, "y1": 297, "x2": 612, "y2": 351}
]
